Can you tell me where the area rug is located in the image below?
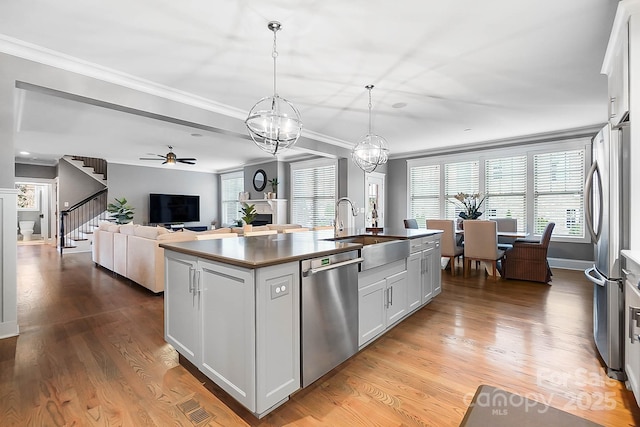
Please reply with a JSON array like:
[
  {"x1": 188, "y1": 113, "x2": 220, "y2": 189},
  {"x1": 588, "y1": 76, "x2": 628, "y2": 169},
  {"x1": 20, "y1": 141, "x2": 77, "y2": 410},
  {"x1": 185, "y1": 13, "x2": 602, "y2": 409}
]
[{"x1": 459, "y1": 385, "x2": 604, "y2": 427}]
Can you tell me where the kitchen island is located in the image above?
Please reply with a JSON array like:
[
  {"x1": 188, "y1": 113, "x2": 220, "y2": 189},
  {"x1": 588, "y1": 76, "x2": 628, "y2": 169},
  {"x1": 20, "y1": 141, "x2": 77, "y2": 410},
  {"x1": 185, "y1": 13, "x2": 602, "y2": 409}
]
[{"x1": 161, "y1": 228, "x2": 442, "y2": 418}]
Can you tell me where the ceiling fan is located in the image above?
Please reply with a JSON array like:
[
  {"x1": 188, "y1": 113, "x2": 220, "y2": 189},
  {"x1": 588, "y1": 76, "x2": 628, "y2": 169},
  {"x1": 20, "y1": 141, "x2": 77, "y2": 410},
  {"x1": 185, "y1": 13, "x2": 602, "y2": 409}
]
[{"x1": 139, "y1": 146, "x2": 197, "y2": 165}]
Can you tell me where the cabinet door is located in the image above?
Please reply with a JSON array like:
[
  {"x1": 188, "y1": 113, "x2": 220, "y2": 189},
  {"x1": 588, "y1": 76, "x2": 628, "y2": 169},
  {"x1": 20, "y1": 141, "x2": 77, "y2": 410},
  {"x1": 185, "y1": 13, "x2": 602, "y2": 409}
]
[
  {"x1": 422, "y1": 248, "x2": 434, "y2": 303},
  {"x1": 359, "y1": 278, "x2": 386, "y2": 346},
  {"x1": 199, "y1": 259, "x2": 256, "y2": 411},
  {"x1": 255, "y1": 262, "x2": 300, "y2": 414},
  {"x1": 608, "y1": 22, "x2": 629, "y2": 126},
  {"x1": 164, "y1": 251, "x2": 199, "y2": 366},
  {"x1": 431, "y1": 240, "x2": 442, "y2": 297},
  {"x1": 626, "y1": 280, "x2": 640, "y2": 406},
  {"x1": 407, "y1": 252, "x2": 423, "y2": 312},
  {"x1": 386, "y1": 270, "x2": 408, "y2": 326}
]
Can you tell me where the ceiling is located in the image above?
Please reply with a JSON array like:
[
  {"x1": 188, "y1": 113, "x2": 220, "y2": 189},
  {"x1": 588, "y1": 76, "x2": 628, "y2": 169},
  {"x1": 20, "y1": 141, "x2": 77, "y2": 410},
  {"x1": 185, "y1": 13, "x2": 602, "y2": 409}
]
[{"x1": 2, "y1": 0, "x2": 617, "y2": 173}]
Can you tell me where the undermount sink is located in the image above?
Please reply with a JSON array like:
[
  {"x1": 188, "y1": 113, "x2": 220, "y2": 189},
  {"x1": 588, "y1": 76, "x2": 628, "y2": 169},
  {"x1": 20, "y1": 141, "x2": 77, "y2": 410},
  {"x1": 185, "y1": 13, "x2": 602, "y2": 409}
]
[{"x1": 324, "y1": 235, "x2": 410, "y2": 271}]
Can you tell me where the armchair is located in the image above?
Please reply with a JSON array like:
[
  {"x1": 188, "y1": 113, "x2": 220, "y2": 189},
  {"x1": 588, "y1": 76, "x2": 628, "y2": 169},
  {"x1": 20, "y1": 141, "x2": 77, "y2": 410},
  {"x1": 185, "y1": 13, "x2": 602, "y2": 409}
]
[{"x1": 500, "y1": 222, "x2": 555, "y2": 283}]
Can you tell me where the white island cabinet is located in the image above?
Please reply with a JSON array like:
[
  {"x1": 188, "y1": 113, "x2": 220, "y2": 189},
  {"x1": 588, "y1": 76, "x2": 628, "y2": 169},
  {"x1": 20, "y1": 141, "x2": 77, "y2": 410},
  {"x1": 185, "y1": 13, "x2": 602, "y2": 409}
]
[{"x1": 164, "y1": 249, "x2": 300, "y2": 417}]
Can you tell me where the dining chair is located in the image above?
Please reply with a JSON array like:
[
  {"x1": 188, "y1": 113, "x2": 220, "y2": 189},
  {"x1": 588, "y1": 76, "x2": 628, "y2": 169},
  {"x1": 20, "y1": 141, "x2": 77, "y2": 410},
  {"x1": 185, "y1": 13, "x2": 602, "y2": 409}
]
[
  {"x1": 494, "y1": 217, "x2": 517, "y2": 250},
  {"x1": 404, "y1": 218, "x2": 419, "y2": 229},
  {"x1": 462, "y1": 220, "x2": 504, "y2": 280},
  {"x1": 426, "y1": 219, "x2": 464, "y2": 276},
  {"x1": 500, "y1": 222, "x2": 555, "y2": 283},
  {"x1": 244, "y1": 229, "x2": 278, "y2": 237}
]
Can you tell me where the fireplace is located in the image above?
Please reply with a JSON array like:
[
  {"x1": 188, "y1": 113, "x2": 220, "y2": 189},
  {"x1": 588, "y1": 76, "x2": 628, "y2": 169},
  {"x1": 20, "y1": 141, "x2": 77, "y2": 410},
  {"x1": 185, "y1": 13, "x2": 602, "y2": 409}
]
[{"x1": 251, "y1": 213, "x2": 272, "y2": 226}]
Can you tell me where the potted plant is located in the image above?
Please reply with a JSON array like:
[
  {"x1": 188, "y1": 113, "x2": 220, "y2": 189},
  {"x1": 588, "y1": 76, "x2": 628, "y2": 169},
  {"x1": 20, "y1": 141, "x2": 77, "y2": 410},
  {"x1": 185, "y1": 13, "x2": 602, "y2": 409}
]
[
  {"x1": 107, "y1": 197, "x2": 135, "y2": 224},
  {"x1": 239, "y1": 203, "x2": 257, "y2": 232},
  {"x1": 268, "y1": 178, "x2": 279, "y2": 199},
  {"x1": 450, "y1": 192, "x2": 484, "y2": 229}
]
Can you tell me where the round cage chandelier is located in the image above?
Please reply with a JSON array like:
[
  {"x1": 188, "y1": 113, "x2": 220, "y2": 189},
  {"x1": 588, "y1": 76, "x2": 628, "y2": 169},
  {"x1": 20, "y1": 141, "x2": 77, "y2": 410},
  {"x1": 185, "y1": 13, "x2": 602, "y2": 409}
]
[
  {"x1": 245, "y1": 21, "x2": 303, "y2": 155},
  {"x1": 351, "y1": 85, "x2": 389, "y2": 173}
]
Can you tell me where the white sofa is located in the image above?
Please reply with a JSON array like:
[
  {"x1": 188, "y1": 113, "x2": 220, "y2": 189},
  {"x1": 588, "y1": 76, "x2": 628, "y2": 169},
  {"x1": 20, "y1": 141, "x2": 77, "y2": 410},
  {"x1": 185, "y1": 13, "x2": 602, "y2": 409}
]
[{"x1": 92, "y1": 223, "x2": 237, "y2": 293}]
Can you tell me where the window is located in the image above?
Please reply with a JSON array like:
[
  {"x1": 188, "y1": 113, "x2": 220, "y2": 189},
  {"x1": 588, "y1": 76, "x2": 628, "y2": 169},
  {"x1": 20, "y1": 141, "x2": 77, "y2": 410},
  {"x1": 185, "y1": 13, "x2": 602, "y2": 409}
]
[
  {"x1": 290, "y1": 159, "x2": 337, "y2": 227},
  {"x1": 534, "y1": 149, "x2": 585, "y2": 237},
  {"x1": 485, "y1": 156, "x2": 527, "y2": 232},
  {"x1": 220, "y1": 171, "x2": 244, "y2": 226},
  {"x1": 407, "y1": 138, "x2": 589, "y2": 241},
  {"x1": 16, "y1": 183, "x2": 39, "y2": 210},
  {"x1": 444, "y1": 160, "x2": 479, "y2": 219},
  {"x1": 408, "y1": 164, "x2": 440, "y2": 224}
]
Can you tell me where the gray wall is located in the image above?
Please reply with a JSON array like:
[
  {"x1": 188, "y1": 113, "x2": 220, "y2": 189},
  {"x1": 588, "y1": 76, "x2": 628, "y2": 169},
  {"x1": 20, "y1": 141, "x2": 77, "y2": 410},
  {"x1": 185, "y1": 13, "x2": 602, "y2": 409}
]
[
  {"x1": 58, "y1": 159, "x2": 106, "y2": 208},
  {"x1": 244, "y1": 161, "x2": 279, "y2": 200},
  {"x1": 15, "y1": 163, "x2": 57, "y2": 179},
  {"x1": 108, "y1": 163, "x2": 218, "y2": 227}
]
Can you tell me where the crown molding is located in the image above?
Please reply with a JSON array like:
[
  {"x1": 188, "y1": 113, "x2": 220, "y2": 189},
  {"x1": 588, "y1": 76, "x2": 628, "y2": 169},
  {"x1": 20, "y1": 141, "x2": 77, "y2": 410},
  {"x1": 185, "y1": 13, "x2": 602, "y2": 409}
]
[{"x1": 0, "y1": 34, "x2": 354, "y2": 151}]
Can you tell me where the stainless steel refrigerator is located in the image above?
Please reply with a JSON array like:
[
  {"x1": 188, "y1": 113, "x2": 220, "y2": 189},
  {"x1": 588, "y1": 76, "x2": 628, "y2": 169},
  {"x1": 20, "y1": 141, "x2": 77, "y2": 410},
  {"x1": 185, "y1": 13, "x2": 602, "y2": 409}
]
[{"x1": 584, "y1": 122, "x2": 630, "y2": 380}]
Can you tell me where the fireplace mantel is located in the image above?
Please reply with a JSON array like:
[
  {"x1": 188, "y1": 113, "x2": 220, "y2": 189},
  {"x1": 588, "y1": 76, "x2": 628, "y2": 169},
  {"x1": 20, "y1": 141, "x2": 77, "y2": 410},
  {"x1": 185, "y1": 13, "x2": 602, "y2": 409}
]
[{"x1": 239, "y1": 199, "x2": 288, "y2": 224}]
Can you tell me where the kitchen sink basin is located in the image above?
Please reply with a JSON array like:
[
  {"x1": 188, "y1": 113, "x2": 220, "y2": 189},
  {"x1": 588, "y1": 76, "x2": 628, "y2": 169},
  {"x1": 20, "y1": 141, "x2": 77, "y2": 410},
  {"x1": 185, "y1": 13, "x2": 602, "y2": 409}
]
[{"x1": 325, "y1": 235, "x2": 410, "y2": 270}]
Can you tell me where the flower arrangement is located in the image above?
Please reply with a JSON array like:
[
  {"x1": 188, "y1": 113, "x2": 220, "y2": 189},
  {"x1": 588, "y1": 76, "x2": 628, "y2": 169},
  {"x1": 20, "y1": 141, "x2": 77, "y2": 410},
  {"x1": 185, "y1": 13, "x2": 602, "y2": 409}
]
[{"x1": 451, "y1": 192, "x2": 485, "y2": 219}]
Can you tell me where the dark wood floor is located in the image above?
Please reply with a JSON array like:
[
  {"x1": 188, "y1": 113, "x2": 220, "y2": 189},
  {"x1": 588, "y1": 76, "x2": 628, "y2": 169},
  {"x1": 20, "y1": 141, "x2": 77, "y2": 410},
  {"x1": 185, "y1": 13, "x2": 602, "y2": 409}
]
[{"x1": 2, "y1": 245, "x2": 639, "y2": 426}]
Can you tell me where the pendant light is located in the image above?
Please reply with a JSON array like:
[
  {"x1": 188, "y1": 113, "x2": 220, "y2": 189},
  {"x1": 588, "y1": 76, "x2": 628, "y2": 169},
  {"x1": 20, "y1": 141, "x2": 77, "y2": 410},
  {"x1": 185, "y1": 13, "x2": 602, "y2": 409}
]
[
  {"x1": 351, "y1": 85, "x2": 389, "y2": 173},
  {"x1": 245, "y1": 21, "x2": 302, "y2": 155}
]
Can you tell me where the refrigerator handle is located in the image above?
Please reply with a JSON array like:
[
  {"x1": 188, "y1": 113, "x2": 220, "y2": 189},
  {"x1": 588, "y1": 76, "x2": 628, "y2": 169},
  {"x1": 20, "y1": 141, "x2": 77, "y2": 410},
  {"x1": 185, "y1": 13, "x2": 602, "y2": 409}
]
[
  {"x1": 584, "y1": 161, "x2": 603, "y2": 243},
  {"x1": 584, "y1": 266, "x2": 606, "y2": 287}
]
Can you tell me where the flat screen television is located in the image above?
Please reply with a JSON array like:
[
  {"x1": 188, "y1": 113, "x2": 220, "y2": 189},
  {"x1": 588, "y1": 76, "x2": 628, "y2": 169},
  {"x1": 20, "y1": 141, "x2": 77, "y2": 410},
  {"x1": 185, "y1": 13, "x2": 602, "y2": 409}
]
[{"x1": 149, "y1": 193, "x2": 200, "y2": 224}]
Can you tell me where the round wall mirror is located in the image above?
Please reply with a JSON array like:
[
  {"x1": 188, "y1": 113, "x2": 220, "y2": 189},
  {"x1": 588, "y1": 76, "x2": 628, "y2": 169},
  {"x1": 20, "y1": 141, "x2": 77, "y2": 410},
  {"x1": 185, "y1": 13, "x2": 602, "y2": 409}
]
[{"x1": 253, "y1": 169, "x2": 266, "y2": 192}]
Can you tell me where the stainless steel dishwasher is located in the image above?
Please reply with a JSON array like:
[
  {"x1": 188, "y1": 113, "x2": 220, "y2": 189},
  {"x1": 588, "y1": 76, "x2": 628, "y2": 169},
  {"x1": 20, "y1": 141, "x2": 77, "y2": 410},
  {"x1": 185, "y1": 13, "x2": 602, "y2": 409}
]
[{"x1": 301, "y1": 250, "x2": 363, "y2": 387}]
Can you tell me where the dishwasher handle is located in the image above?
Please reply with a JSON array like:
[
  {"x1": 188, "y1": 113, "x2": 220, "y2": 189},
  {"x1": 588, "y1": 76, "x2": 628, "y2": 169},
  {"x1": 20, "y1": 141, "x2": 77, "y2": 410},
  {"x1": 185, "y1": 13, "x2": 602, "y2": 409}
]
[{"x1": 302, "y1": 257, "x2": 364, "y2": 277}]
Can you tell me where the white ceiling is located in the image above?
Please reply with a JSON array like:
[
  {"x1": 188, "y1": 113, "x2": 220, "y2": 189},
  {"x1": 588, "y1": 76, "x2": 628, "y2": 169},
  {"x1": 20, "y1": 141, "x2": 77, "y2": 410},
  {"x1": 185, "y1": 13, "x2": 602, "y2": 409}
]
[{"x1": 2, "y1": 0, "x2": 617, "y2": 172}]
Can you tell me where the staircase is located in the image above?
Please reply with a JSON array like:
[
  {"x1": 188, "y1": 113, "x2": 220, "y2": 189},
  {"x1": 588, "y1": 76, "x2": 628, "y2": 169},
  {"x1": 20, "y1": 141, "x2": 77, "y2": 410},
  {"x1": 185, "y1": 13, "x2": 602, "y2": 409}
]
[
  {"x1": 60, "y1": 188, "x2": 109, "y2": 254},
  {"x1": 59, "y1": 155, "x2": 110, "y2": 255}
]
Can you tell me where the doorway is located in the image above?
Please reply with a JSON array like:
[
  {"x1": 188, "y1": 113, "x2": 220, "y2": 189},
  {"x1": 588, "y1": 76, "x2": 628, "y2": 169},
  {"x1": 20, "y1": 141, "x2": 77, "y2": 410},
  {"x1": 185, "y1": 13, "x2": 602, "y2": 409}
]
[
  {"x1": 365, "y1": 172, "x2": 385, "y2": 228},
  {"x1": 15, "y1": 180, "x2": 55, "y2": 245}
]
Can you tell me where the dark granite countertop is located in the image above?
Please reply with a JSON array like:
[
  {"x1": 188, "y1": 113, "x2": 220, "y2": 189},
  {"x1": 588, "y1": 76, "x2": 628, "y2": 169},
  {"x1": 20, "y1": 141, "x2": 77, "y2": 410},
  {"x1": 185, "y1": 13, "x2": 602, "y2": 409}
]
[{"x1": 160, "y1": 228, "x2": 442, "y2": 269}]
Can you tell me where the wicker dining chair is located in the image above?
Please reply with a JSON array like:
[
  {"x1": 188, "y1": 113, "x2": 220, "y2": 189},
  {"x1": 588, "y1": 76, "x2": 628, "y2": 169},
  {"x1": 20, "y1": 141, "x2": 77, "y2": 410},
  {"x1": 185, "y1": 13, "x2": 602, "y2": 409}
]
[{"x1": 500, "y1": 222, "x2": 555, "y2": 283}]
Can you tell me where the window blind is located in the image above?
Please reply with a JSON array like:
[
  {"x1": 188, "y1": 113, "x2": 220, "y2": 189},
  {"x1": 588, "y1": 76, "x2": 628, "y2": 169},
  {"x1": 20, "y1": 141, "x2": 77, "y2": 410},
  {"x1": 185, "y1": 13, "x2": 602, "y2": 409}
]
[
  {"x1": 534, "y1": 149, "x2": 585, "y2": 237},
  {"x1": 291, "y1": 162, "x2": 336, "y2": 227},
  {"x1": 409, "y1": 164, "x2": 440, "y2": 224},
  {"x1": 485, "y1": 156, "x2": 526, "y2": 232},
  {"x1": 220, "y1": 172, "x2": 244, "y2": 226},
  {"x1": 444, "y1": 160, "x2": 479, "y2": 219}
]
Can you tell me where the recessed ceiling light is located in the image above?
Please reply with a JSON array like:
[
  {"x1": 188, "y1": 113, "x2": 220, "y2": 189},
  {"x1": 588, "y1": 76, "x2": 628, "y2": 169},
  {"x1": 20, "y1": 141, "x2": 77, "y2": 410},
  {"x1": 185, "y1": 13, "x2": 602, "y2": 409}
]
[
  {"x1": 190, "y1": 133, "x2": 202, "y2": 137},
  {"x1": 392, "y1": 102, "x2": 407, "y2": 109},
  {"x1": 19, "y1": 151, "x2": 30, "y2": 155},
  {"x1": 463, "y1": 128, "x2": 472, "y2": 132}
]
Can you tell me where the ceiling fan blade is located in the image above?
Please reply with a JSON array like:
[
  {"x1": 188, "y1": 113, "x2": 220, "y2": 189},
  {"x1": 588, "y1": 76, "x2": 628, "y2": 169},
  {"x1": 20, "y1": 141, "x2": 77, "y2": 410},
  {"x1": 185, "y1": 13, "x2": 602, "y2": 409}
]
[
  {"x1": 162, "y1": 160, "x2": 168, "y2": 164},
  {"x1": 178, "y1": 160, "x2": 196, "y2": 165},
  {"x1": 177, "y1": 158, "x2": 197, "y2": 161},
  {"x1": 139, "y1": 157, "x2": 164, "y2": 160}
]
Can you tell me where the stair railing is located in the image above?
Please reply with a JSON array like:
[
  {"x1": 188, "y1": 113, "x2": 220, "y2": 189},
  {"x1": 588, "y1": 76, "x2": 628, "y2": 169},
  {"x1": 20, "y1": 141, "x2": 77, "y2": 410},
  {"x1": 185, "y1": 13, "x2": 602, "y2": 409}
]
[{"x1": 60, "y1": 188, "x2": 109, "y2": 255}]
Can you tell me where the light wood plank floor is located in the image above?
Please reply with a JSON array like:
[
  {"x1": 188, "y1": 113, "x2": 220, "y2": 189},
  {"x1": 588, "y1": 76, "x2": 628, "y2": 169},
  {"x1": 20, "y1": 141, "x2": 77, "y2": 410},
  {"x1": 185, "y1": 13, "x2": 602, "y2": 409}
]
[{"x1": 2, "y1": 245, "x2": 640, "y2": 426}]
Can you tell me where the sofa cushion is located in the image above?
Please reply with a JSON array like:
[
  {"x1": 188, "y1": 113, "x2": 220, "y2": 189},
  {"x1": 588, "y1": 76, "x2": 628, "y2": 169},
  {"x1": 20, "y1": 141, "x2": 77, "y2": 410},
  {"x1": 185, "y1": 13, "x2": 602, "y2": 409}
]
[
  {"x1": 107, "y1": 225, "x2": 121, "y2": 233},
  {"x1": 133, "y1": 225, "x2": 164, "y2": 240},
  {"x1": 98, "y1": 221, "x2": 113, "y2": 231},
  {"x1": 267, "y1": 224, "x2": 302, "y2": 232},
  {"x1": 157, "y1": 232, "x2": 197, "y2": 242},
  {"x1": 119, "y1": 224, "x2": 138, "y2": 235}
]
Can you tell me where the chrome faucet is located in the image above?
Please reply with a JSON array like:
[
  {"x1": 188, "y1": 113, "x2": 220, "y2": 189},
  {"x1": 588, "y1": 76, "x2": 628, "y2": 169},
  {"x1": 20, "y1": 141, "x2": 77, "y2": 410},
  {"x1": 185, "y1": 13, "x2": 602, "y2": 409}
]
[{"x1": 334, "y1": 197, "x2": 358, "y2": 238}]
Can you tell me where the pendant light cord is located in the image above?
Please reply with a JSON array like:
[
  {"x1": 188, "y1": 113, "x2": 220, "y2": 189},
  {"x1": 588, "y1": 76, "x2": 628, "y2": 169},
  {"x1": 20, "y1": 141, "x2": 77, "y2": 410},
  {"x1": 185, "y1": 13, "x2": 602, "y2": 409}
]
[
  {"x1": 272, "y1": 28, "x2": 278, "y2": 96},
  {"x1": 368, "y1": 87, "x2": 372, "y2": 135}
]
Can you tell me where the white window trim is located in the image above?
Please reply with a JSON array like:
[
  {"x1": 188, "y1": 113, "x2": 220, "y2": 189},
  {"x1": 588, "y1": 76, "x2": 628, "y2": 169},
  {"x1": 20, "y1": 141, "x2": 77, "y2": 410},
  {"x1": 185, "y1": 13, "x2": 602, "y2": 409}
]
[{"x1": 407, "y1": 138, "x2": 591, "y2": 243}]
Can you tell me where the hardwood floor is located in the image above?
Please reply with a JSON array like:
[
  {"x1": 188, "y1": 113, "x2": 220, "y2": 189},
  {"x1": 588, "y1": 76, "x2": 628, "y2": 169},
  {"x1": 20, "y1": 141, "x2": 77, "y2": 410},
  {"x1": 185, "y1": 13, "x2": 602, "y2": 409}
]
[{"x1": 2, "y1": 245, "x2": 640, "y2": 426}]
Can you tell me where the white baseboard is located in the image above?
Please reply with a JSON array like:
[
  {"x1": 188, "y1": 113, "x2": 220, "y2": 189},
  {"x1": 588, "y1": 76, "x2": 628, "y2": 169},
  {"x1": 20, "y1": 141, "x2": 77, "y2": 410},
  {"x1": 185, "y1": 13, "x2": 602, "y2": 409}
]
[
  {"x1": 548, "y1": 257, "x2": 592, "y2": 271},
  {"x1": 0, "y1": 321, "x2": 19, "y2": 339}
]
